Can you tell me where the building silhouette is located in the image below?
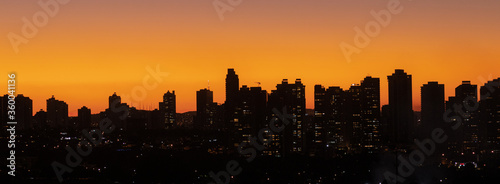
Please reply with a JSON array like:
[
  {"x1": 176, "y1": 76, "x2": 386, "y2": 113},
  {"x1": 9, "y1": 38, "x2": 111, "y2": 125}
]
[
  {"x1": 387, "y1": 69, "x2": 413, "y2": 145},
  {"x1": 233, "y1": 85, "x2": 267, "y2": 146},
  {"x1": 359, "y1": 77, "x2": 381, "y2": 153},
  {"x1": 106, "y1": 92, "x2": 129, "y2": 130},
  {"x1": 196, "y1": 88, "x2": 215, "y2": 128},
  {"x1": 109, "y1": 92, "x2": 121, "y2": 110},
  {"x1": 15, "y1": 94, "x2": 33, "y2": 130},
  {"x1": 445, "y1": 96, "x2": 460, "y2": 155},
  {"x1": 225, "y1": 68, "x2": 239, "y2": 109},
  {"x1": 420, "y1": 81, "x2": 446, "y2": 162},
  {"x1": 446, "y1": 81, "x2": 479, "y2": 155},
  {"x1": 78, "y1": 106, "x2": 91, "y2": 130},
  {"x1": 312, "y1": 85, "x2": 326, "y2": 155},
  {"x1": 457, "y1": 81, "x2": 479, "y2": 154},
  {"x1": 267, "y1": 79, "x2": 306, "y2": 156},
  {"x1": 344, "y1": 84, "x2": 363, "y2": 152},
  {"x1": 480, "y1": 78, "x2": 500, "y2": 151},
  {"x1": 159, "y1": 90, "x2": 176, "y2": 129},
  {"x1": 47, "y1": 95, "x2": 68, "y2": 129},
  {"x1": 313, "y1": 85, "x2": 345, "y2": 156},
  {"x1": 0, "y1": 94, "x2": 33, "y2": 130},
  {"x1": 421, "y1": 82, "x2": 445, "y2": 136},
  {"x1": 225, "y1": 68, "x2": 240, "y2": 131}
]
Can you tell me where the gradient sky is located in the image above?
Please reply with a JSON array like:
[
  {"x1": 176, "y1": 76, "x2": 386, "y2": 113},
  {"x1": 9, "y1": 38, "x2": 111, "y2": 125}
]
[{"x1": 1, "y1": 0, "x2": 499, "y2": 116}]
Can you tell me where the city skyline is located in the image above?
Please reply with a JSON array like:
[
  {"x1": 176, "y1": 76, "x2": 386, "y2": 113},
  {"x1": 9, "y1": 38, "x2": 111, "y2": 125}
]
[
  {"x1": 2, "y1": 1, "x2": 500, "y2": 183},
  {"x1": 3, "y1": 68, "x2": 499, "y2": 183},
  {"x1": 4, "y1": 68, "x2": 499, "y2": 117}
]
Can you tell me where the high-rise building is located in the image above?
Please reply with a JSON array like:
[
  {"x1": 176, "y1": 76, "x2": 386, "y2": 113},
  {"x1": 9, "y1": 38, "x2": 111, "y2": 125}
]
[
  {"x1": 480, "y1": 78, "x2": 500, "y2": 150},
  {"x1": 0, "y1": 94, "x2": 33, "y2": 130},
  {"x1": 344, "y1": 84, "x2": 363, "y2": 152},
  {"x1": 457, "y1": 81, "x2": 479, "y2": 154},
  {"x1": 14, "y1": 94, "x2": 33, "y2": 130},
  {"x1": 196, "y1": 88, "x2": 215, "y2": 128},
  {"x1": 421, "y1": 82, "x2": 445, "y2": 136},
  {"x1": 445, "y1": 96, "x2": 461, "y2": 155},
  {"x1": 159, "y1": 91, "x2": 176, "y2": 129},
  {"x1": 420, "y1": 82, "x2": 446, "y2": 163},
  {"x1": 109, "y1": 92, "x2": 121, "y2": 110},
  {"x1": 47, "y1": 95, "x2": 69, "y2": 129},
  {"x1": 267, "y1": 79, "x2": 306, "y2": 156},
  {"x1": 106, "y1": 92, "x2": 128, "y2": 130},
  {"x1": 446, "y1": 81, "x2": 479, "y2": 155},
  {"x1": 360, "y1": 76, "x2": 381, "y2": 153},
  {"x1": 233, "y1": 85, "x2": 267, "y2": 146},
  {"x1": 313, "y1": 85, "x2": 345, "y2": 156},
  {"x1": 313, "y1": 85, "x2": 327, "y2": 155},
  {"x1": 225, "y1": 68, "x2": 240, "y2": 129},
  {"x1": 387, "y1": 69, "x2": 413, "y2": 145},
  {"x1": 78, "y1": 106, "x2": 91, "y2": 130},
  {"x1": 225, "y1": 68, "x2": 239, "y2": 108}
]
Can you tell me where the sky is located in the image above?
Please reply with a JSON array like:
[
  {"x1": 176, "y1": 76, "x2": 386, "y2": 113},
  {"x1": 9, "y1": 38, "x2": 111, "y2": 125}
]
[{"x1": 1, "y1": 0, "x2": 499, "y2": 116}]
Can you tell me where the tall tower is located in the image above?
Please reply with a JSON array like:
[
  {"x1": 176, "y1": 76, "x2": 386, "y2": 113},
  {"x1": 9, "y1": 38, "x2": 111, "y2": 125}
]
[
  {"x1": 106, "y1": 92, "x2": 128, "y2": 130},
  {"x1": 313, "y1": 85, "x2": 327, "y2": 155},
  {"x1": 234, "y1": 86, "x2": 267, "y2": 146},
  {"x1": 225, "y1": 68, "x2": 240, "y2": 130},
  {"x1": 15, "y1": 94, "x2": 33, "y2": 130},
  {"x1": 344, "y1": 84, "x2": 363, "y2": 152},
  {"x1": 268, "y1": 79, "x2": 306, "y2": 156},
  {"x1": 387, "y1": 69, "x2": 413, "y2": 145},
  {"x1": 455, "y1": 81, "x2": 479, "y2": 154},
  {"x1": 159, "y1": 91, "x2": 176, "y2": 129},
  {"x1": 109, "y1": 92, "x2": 121, "y2": 110},
  {"x1": 313, "y1": 85, "x2": 345, "y2": 156},
  {"x1": 47, "y1": 96, "x2": 69, "y2": 129},
  {"x1": 197, "y1": 88, "x2": 214, "y2": 128},
  {"x1": 421, "y1": 82, "x2": 445, "y2": 136},
  {"x1": 225, "y1": 68, "x2": 239, "y2": 111},
  {"x1": 78, "y1": 106, "x2": 92, "y2": 130},
  {"x1": 480, "y1": 78, "x2": 500, "y2": 150},
  {"x1": 360, "y1": 76, "x2": 381, "y2": 153}
]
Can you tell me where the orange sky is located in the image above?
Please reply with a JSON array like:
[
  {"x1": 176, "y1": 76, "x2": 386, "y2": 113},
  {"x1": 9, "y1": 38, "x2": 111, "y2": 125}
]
[{"x1": 1, "y1": 0, "x2": 499, "y2": 116}]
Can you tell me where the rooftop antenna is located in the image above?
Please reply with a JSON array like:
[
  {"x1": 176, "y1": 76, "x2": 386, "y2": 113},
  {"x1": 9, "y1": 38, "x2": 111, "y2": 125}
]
[
  {"x1": 255, "y1": 82, "x2": 261, "y2": 87},
  {"x1": 208, "y1": 80, "x2": 210, "y2": 90}
]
